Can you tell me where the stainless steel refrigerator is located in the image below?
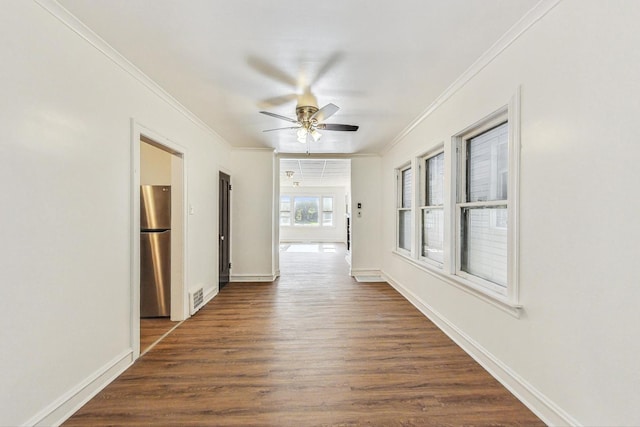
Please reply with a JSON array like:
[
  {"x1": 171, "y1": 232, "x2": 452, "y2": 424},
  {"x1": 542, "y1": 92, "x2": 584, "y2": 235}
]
[{"x1": 140, "y1": 185, "x2": 171, "y2": 317}]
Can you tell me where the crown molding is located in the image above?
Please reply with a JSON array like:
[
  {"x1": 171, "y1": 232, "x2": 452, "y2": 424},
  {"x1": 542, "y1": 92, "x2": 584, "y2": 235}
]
[
  {"x1": 231, "y1": 147, "x2": 276, "y2": 152},
  {"x1": 381, "y1": 0, "x2": 562, "y2": 155},
  {"x1": 277, "y1": 152, "x2": 380, "y2": 160},
  {"x1": 33, "y1": 0, "x2": 231, "y2": 149}
]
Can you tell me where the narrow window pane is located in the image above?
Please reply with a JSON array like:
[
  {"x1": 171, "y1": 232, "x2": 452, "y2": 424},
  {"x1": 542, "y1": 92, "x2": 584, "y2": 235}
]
[
  {"x1": 426, "y1": 153, "x2": 444, "y2": 206},
  {"x1": 402, "y1": 168, "x2": 412, "y2": 208},
  {"x1": 280, "y1": 196, "x2": 291, "y2": 226},
  {"x1": 422, "y1": 209, "x2": 444, "y2": 263},
  {"x1": 323, "y1": 197, "x2": 333, "y2": 212},
  {"x1": 280, "y1": 196, "x2": 290, "y2": 211},
  {"x1": 322, "y1": 212, "x2": 333, "y2": 226},
  {"x1": 294, "y1": 197, "x2": 319, "y2": 226},
  {"x1": 280, "y1": 212, "x2": 290, "y2": 226},
  {"x1": 467, "y1": 122, "x2": 508, "y2": 202},
  {"x1": 461, "y1": 207, "x2": 508, "y2": 287},
  {"x1": 398, "y1": 210, "x2": 411, "y2": 250}
]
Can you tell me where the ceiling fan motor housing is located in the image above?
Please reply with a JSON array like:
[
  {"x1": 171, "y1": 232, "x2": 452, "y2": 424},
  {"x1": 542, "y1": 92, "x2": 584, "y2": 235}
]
[{"x1": 296, "y1": 105, "x2": 319, "y2": 126}]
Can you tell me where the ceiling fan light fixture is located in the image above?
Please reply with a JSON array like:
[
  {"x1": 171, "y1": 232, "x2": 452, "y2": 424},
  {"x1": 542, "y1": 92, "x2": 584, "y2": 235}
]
[
  {"x1": 259, "y1": 102, "x2": 358, "y2": 142},
  {"x1": 296, "y1": 127, "x2": 308, "y2": 143},
  {"x1": 310, "y1": 129, "x2": 322, "y2": 142}
]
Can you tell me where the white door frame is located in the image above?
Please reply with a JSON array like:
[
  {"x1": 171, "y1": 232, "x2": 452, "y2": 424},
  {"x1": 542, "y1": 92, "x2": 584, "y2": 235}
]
[
  {"x1": 275, "y1": 154, "x2": 353, "y2": 273},
  {"x1": 130, "y1": 119, "x2": 188, "y2": 359}
]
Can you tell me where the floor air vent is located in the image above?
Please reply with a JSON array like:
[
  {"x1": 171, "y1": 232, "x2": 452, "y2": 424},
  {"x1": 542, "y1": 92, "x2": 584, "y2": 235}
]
[{"x1": 189, "y1": 288, "x2": 204, "y2": 315}]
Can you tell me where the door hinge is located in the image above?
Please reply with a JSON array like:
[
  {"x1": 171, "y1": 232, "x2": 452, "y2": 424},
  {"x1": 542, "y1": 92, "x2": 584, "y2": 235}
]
[
  {"x1": 229, "y1": 262, "x2": 232, "y2": 269},
  {"x1": 228, "y1": 184, "x2": 232, "y2": 191}
]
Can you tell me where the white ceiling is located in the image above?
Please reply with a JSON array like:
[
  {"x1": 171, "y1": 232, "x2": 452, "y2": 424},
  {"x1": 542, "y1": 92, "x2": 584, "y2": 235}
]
[
  {"x1": 58, "y1": 0, "x2": 539, "y2": 154},
  {"x1": 280, "y1": 159, "x2": 351, "y2": 188}
]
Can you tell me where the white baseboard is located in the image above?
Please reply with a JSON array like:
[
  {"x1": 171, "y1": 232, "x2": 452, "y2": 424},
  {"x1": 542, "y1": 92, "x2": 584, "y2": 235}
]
[
  {"x1": 279, "y1": 239, "x2": 346, "y2": 243},
  {"x1": 381, "y1": 271, "x2": 579, "y2": 427},
  {"x1": 354, "y1": 275, "x2": 384, "y2": 282},
  {"x1": 350, "y1": 268, "x2": 383, "y2": 282},
  {"x1": 28, "y1": 349, "x2": 134, "y2": 426},
  {"x1": 203, "y1": 286, "x2": 217, "y2": 306},
  {"x1": 230, "y1": 273, "x2": 277, "y2": 282}
]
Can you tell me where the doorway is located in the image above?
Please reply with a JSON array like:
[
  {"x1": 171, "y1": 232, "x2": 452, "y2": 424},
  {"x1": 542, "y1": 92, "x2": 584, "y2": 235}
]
[
  {"x1": 219, "y1": 171, "x2": 231, "y2": 290},
  {"x1": 278, "y1": 158, "x2": 351, "y2": 277},
  {"x1": 131, "y1": 121, "x2": 187, "y2": 359}
]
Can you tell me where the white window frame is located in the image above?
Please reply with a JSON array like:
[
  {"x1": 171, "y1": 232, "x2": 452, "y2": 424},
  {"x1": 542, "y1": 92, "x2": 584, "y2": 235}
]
[
  {"x1": 322, "y1": 196, "x2": 334, "y2": 227},
  {"x1": 279, "y1": 195, "x2": 291, "y2": 226},
  {"x1": 450, "y1": 99, "x2": 520, "y2": 307},
  {"x1": 396, "y1": 163, "x2": 413, "y2": 255},
  {"x1": 391, "y1": 90, "x2": 521, "y2": 315},
  {"x1": 280, "y1": 194, "x2": 335, "y2": 228},
  {"x1": 418, "y1": 148, "x2": 445, "y2": 268},
  {"x1": 454, "y1": 116, "x2": 509, "y2": 295}
]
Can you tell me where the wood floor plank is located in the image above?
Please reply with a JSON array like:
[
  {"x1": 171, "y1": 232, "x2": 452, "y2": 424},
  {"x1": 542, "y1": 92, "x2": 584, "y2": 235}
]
[
  {"x1": 140, "y1": 317, "x2": 178, "y2": 354},
  {"x1": 64, "y1": 244, "x2": 543, "y2": 426}
]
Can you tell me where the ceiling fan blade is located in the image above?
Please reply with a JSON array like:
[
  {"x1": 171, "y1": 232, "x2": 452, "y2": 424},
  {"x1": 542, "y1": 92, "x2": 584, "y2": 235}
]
[
  {"x1": 311, "y1": 103, "x2": 339, "y2": 122},
  {"x1": 311, "y1": 52, "x2": 344, "y2": 87},
  {"x1": 263, "y1": 126, "x2": 300, "y2": 132},
  {"x1": 259, "y1": 93, "x2": 298, "y2": 108},
  {"x1": 259, "y1": 110, "x2": 299, "y2": 124},
  {"x1": 247, "y1": 56, "x2": 297, "y2": 88},
  {"x1": 316, "y1": 123, "x2": 359, "y2": 132}
]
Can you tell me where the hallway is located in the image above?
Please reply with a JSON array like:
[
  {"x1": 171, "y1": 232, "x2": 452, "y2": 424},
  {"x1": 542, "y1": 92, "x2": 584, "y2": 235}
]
[{"x1": 64, "y1": 243, "x2": 542, "y2": 426}]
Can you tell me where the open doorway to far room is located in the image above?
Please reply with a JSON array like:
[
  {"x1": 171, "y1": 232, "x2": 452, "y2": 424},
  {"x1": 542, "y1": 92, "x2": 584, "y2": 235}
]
[
  {"x1": 135, "y1": 129, "x2": 186, "y2": 358},
  {"x1": 278, "y1": 158, "x2": 351, "y2": 277}
]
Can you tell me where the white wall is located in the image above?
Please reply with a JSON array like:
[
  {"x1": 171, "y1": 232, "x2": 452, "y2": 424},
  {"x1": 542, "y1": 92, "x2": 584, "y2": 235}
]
[
  {"x1": 230, "y1": 149, "x2": 276, "y2": 281},
  {"x1": 380, "y1": 1, "x2": 640, "y2": 425},
  {"x1": 280, "y1": 186, "x2": 348, "y2": 243},
  {"x1": 350, "y1": 156, "x2": 382, "y2": 276},
  {"x1": 0, "y1": 2, "x2": 230, "y2": 425}
]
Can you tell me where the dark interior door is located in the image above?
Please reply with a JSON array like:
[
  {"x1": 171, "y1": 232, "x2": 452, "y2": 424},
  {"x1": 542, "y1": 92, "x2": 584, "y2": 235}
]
[{"x1": 219, "y1": 172, "x2": 231, "y2": 290}]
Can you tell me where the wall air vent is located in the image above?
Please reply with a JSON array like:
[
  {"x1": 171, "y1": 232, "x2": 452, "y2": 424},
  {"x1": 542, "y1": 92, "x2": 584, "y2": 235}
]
[{"x1": 189, "y1": 288, "x2": 204, "y2": 315}]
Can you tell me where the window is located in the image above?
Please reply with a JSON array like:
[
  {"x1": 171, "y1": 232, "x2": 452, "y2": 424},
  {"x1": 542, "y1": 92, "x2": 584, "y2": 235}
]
[
  {"x1": 392, "y1": 97, "x2": 520, "y2": 311},
  {"x1": 280, "y1": 196, "x2": 291, "y2": 226},
  {"x1": 280, "y1": 195, "x2": 334, "y2": 227},
  {"x1": 294, "y1": 196, "x2": 319, "y2": 226},
  {"x1": 420, "y1": 151, "x2": 444, "y2": 265},
  {"x1": 397, "y1": 165, "x2": 412, "y2": 252},
  {"x1": 457, "y1": 119, "x2": 509, "y2": 293},
  {"x1": 322, "y1": 197, "x2": 333, "y2": 226}
]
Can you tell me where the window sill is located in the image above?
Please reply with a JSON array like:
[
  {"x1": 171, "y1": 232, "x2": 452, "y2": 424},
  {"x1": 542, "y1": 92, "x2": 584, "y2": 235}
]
[{"x1": 391, "y1": 250, "x2": 522, "y2": 318}]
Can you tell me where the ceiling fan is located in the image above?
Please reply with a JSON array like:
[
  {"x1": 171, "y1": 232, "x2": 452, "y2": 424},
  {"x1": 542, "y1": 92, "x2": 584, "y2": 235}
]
[{"x1": 260, "y1": 98, "x2": 359, "y2": 144}]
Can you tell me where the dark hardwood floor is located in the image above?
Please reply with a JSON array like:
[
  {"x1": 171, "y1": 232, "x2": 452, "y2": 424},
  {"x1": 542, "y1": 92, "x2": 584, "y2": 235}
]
[
  {"x1": 140, "y1": 317, "x2": 179, "y2": 355},
  {"x1": 64, "y1": 243, "x2": 543, "y2": 426}
]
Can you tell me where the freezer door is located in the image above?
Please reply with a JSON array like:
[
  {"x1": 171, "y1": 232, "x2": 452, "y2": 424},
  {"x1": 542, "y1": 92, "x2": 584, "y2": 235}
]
[
  {"x1": 141, "y1": 185, "x2": 171, "y2": 230},
  {"x1": 140, "y1": 230, "x2": 171, "y2": 317}
]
